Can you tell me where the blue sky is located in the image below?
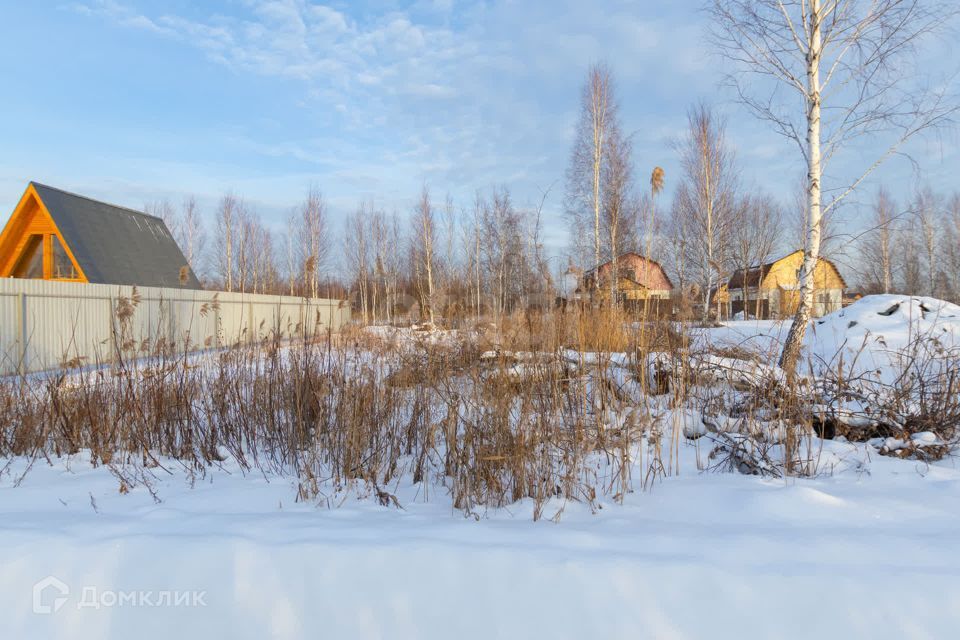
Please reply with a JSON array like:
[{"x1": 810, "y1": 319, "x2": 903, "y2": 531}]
[{"x1": 0, "y1": 1, "x2": 956, "y2": 269}]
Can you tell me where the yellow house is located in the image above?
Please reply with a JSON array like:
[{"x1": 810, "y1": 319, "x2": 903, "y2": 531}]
[{"x1": 727, "y1": 250, "x2": 846, "y2": 319}]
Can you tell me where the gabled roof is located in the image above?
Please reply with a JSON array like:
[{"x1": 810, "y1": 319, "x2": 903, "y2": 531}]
[
  {"x1": 584, "y1": 252, "x2": 652, "y2": 274},
  {"x1": 727, "y1": 250, "x2": 847, "y2": 290},
  {"x1": 727, "y1": 259, "x2": 779, "y2": 289},
  {"x1": 584, "y1": 252, "x2": 674, "y2": 289},
  {"x1": 30, "y1": 182, "x2": 201, "y2": 289}
]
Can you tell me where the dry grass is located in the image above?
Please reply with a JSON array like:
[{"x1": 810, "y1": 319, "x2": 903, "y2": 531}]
[{"x1": 1, "y1": 297, "x2": 957, "y2": 518}]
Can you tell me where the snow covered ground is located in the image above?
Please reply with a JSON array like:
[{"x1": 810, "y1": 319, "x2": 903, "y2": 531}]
[
  {"x1": 3, "y1": 442, "x2": 960, "y2": 638},
  {"x1": 696, "y1": 294, "x2": 960, "y2": 380},
  {"x1": 3, "y1": 296, "x2": 960, "y2": 639}
]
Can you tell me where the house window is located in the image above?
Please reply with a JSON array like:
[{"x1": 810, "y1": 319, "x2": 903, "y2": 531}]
[
  {"x1": 52, "y1": 235, "x2": 78, "y2": 279},
  {"x1": 10, "y1": 234, "x2": 80, "y2": 280},
  {"x1": 12, "y1": 234, "x2": 44, "y2": 278},
  {"x1": 817, "y1": 291, "x2": 836, "y2": 311}
]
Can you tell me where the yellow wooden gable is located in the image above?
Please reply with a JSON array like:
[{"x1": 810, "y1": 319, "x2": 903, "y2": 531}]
[
  {"x1": 594, "y1": 277, "x2": 658, "y2": 300},
  {"x1": 0, "y1": 184, "x2": 86, "y2": 282},
  {"x1": 760, "y1": 250, "x2": 845, "y2": 292}
]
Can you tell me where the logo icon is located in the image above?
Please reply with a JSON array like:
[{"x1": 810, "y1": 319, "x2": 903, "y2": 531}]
[{"x1": 33, "y1": 576, "x2": 69, "y2": 614}]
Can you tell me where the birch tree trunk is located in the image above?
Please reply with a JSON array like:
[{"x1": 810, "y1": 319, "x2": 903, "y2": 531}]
[
  {"x1": 780, "y1": 0, "x2": 823, "y2": 373},
  {"x1": 592, "y1": 81, "x2": 606, "y2": 293},
  {"x1": 915, "y1": 190, "x2": 940, "y2": 297},
  {"x1": 414, "y1": 186, "x2": 437, "y2": 326},
  {"x1": 880, "y1": 210, "x2": 892, "y2": 295},
  {"x1": 215, "y1": 194, "x2": 238, "y2": 293}
]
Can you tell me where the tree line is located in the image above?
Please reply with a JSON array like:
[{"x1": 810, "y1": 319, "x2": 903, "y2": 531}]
[
  {"x1": 148, "y1": 183, "x2": 552, "y2": 326},
  {"x1": 859, "y1": 187, "x2": 960, "y2": 300}
]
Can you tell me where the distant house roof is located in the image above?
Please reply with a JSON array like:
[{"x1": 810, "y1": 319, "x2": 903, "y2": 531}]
[
  {"x1": 727, "y1": 250, "x2": 846, "y2": 291},
  {"x1": 584, "y1": 252, "x2": 674, "y2": 289},
  {"x1": 727, "y1": 260, "x2": 778, "y2": 290},
  {"x1": 30, "y1": 182, "x2": 201, "y2": 289}
]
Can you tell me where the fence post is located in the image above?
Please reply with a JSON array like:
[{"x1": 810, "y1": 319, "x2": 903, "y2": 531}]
[
  {"x1": 248, "y1": 301, "x2": 255, "y2": 343},
  {"x1": 17, "y1": 292, "x2": 26, "y2": 378},
  {"x1": 299, "y1": 301, "x2": 306, "y2": 340},
  {"x1": 167, "y1": 297, "x2": 175, "y2": 354},
  {"x1": 107, "y1": 295, "x2": 116, "y2": 364},
  {"x1": 213, "y1": 304, "x2": 221, "y2": 349}
]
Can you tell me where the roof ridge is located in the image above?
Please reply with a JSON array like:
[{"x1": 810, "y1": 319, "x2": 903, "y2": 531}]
[
  {"x1": 735, "y1": 249, "x2": 803, "y2": 273},
  {"x1": 30, "y1": 182, "x2": 165, "y2": 223},
  {"x1": 728, "y1": 249, "x2": 847, "y2": 290},
  {"x1": 585, "y1": 252, "x2": 665, "y2": 272}
]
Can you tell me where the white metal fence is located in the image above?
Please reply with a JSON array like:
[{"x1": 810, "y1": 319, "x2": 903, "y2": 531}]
[{"x1": 0, "y1": 279, "x2": 351, "y2": 376}]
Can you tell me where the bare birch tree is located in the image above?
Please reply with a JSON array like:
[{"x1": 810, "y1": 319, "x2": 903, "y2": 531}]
[
  {"x1": 248, "y1": 217, "x2": 277, "y2": 294},
  {"x1": 215, "y1": 193, "x2": 240, "y2": 292},
  {"x1": 945, "y1": 193, "x2": 960, "y2": 301},
  {"x1": 672, "y1": 103, "x2": 739, "y2": 321},
  {"x1": 235, "y1": 205, "x2": 254, "y2": 293},
  {"x1": 911, "y1": 186, "x2": 943, "y2": 297},
  {"x1": 386, "y1": 212, "x2": 404, "y2": 322},
  {"x1": 178, "y1": 196, "x2": 206, "y2": 279},
  {"x1": 474, "y1": 186, "x2": 535, "y2": 321},
  {"x1": 565, "y1": 63, "x2": 616, "y2": 279},
  {"x1": 297, "y1": 186, "x2": 330, "y2": 299},
  {"x1": 367, "y1": 209, "x2": 391, "y2": 324},
  {"x1": 730, "y1": 192, "x2": 784, "y2": 316},
  {"x1": 442, "y1": 194, "x2": 459, "y2": 299},
  {"x1": 898, "y1": 214, "x2": 925, "y2": 294},
  {"x1": 709, "y1": 0, "x2": 958, "y2": 371},
  {"x1": 284, "y1": 212, "x2": 298, "y2": 296},
  {"x1": 469, "y1": 192, "x2": 484, "y2": 321},
  {"x1": 601, "y1": 122, "x2": 638, "y2": 302},
  {"x1": 859, "y1": 187, "x2": 897, "y2": 294},
  {"x1": 412, "y1": 186, "x2": 437, "y2": 326},
  {"x1": 345, "y1": 203, "x2": 372, "y2": 324}
]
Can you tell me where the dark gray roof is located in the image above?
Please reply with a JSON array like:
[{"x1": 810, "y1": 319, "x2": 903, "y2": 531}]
[{"x1": 32, "y1": 182, "x2": 201, "y2": 289}]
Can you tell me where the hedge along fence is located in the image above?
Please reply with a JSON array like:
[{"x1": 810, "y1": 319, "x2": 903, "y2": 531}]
[{"x1": 0, "y1": 278, "x2": 351, "y2": 377}]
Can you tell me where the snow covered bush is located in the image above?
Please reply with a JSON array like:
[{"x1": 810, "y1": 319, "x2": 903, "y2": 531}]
[
  {"x1": 687, "y1": 295, "x2": 960, "y2": 465},
  {"x1": 804, "y1": 296, "x2": 960, "y2": 456}
]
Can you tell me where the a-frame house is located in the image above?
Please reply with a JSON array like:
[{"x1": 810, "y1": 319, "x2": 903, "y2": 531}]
[{"x1": 0, "y1": 182, "x2": 200, "y2": 288}]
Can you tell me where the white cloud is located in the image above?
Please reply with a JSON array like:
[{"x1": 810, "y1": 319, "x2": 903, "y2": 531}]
[
  {"x1": 68, "y1": 0, "x2": 176, "y2": 35},
  {"x1": 66, "y1": 0, "x2": 735, "y2": 253}
]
